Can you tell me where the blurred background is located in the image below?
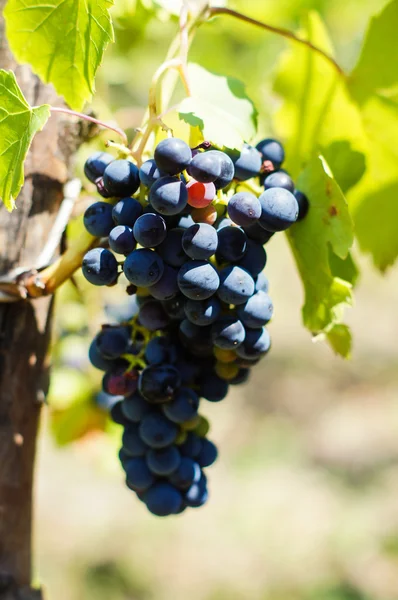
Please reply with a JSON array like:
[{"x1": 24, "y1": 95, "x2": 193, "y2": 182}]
[{"x1": 34, "y1": 1, "x2": 398, "y2": 599}]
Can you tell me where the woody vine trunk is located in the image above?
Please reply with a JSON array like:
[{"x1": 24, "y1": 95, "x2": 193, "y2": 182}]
[{"x1": 0, "y1": 7, "x2": 83, "y2": 598}]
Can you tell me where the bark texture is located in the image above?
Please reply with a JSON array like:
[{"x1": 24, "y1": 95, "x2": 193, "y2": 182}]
[{"x1": 0, "y1": 8, "x2": 83, "y2": 598}]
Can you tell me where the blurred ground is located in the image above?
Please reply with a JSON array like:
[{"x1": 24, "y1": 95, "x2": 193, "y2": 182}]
[{"x1": 35, "y1": 235, "x2": 398, "y2": 600}]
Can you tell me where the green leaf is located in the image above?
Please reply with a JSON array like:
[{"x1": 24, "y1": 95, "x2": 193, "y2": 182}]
[
  {"x1": 287, "y1": 156, "x2": 354, "y2": 357},
  {"x1": 349, "y1": 0, "x2": 398, "y2": 101},
  {"x1": 0, "y1": 70, "x2": 50, "y2": 211},
  {"x1": 273, "y1": 12, "x2": 367, "y2": 181},
  {"x1": 348, "y1": 94, "x2": 398, "y2": 271},
  {"x1": 4, "y1": 0, "x2": 114, "y2": 110},
  {"x1": 178, "y1": 63, "x2": 257, "y2": 150}
]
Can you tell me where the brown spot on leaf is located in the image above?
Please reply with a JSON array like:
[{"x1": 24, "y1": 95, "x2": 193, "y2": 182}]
[{"x1": 329, "y1": 205, "x2": 338, "y2": 217}]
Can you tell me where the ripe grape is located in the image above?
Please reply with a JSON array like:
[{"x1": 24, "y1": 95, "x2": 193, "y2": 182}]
[
  {"x1": 103, "y1": 160, "x2": 140, "y2": 196},
  {"x1": 84, "y1": 151, "x2": 114, "y2": 183},
  {"x1": 82, "y1": 248, "x2": 118, "y2": 286},
  {"x1": 258, "y1": 188, "x2": 298, "y2": 232},
  {"x1": 133, "y1": 213, "x2": 167, "y2": 247},
  {"x1": 182, "y1": 223, "x2": 218, "y2": 260},
  {"x1": 84, "y1": 201, "x2": 114, "y2": 237},
  {"x1": 178, "y1": 260, "x2": 220, "y2": 300},
  {"x1": 256, "y1": 138, "x2": 285, "y2": 169},
  {"x1": 154, "y1": 138, "x2": 192, "y2": 175},
  {"x1": 149, "y1": 176, "x2": 188, "y2": 215}
]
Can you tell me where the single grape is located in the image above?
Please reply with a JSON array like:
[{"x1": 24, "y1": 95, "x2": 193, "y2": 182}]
[
  {"x1": 243, "y1": 222, "x2": 274, "y2": 244},
  {"x1": 232, "y1": 144, "x2": 262, "y2": 181},
  {"x1": 186, "y1": 179, "x2": 216, "y2": 208},
  {"x1": 197, "y1": 439, "x2": 218, "y2": 468},
  {"x1": 121, "y1": 392, "x2": 152, "y2": 422},
  {"x1": 215, "y1": 361, "x2": 240, "y2": 381},
  {"x1": 264, "y1": 171, "x2": 295, "y2": 193},
  {"x1": 169, "y1": 458, "x2": 201, "y2": 489},
  {"x1": 103, "y1": 159, "x2": 140, "y2": 197},
  {"x1": 157, "y1": 228, "x2": 188, "y2": 268},
  {"x1": 191, "y1": 204, "x2": 218, "y2": 225},
  {"x1": 139, "y1": 159, "x2": 164, "y2": 188},
  {"x1": 125, "y1": 457, "x2": 155, "y2": 492},
  {"x1": 237, "y1": 291, "x2": 273, "y2": 328},
  {"x1": 213, "y1": 347, "x2": 237, "y2": 363},
  {"x1": 256, "y1": 138, "x2": 285, "y2": 169},
  {"x1": 217, "y1": 265, "x2": 254, "y2": 305},
  {"x1": 229, "y1": 368, "x2": 250, "y2": 385},
  {"x1": 109, "y1": 225, "x2": 136, "y2": 255},
  {"x1": 147, "y1": 446, "x2": 181, "y2": 476},
  {"x1": 133, "y1": 213, "x2": 167, "y2": 247},
  {"x1": 112, "y1": 197, "x2": 143, "y2": 227},
  {"x1": 122, "y1": 425, "x2": 148, "y2": 457},
  {"x1": 184, "y1": 297, "x2": 221, "y2": 326},
  {"x1": 211, "y1": 316, "x2": 245, "y2": 349},
  {"x1": 103, "y1": 366, "x2": 139, "y2": 397},
  {"x1": 96, "y1": 326, "x2": 130, "y2": 359},
  {"x1": 185, "y1": 478, "x2": 208, "y2": 508},
  {"x1": 162, "y1": 294, "x2": 186, "y2": 320},
  {"x1": 200, "y1": 374, "x2": 229, "y2": 402},
  {"x1": 179, "y1": 432, "x2": 203, "y2": 458},
  {"x1": 237, "y1": 239, "x2": 267, "y2": 276},
  {"x1": 207, "y1": 151, "x2": 235, "y2": 189},
  {"x1": 258, "y1": 188, "x2": 298, "y2": 232},
  {"x1": 162, "y1": 387, "x2": 199, "y2": 424},
  {"x1": 188, "y1": 152, "x2": 221, "y2": 183},
  {"x1": 138, "y1": 364, "x2": 181, "y2": 403},
  {"x1": 236, "y1": 327, "x2": 271, "y2": 360},
  {"x1": 83, "y1": 201, "x2": 114, "y2": 237},
  {"x1": 294, "y1": 190, "x2": 309, "y2": 221},
  {"x1": 227, "y1": 192, "x2": 261, "y2": 227},
  {"x1": 145, "y1": 336, "x2": 178, "y2": 365},
  {"x1": 144, "y1": 482, "x2": 183, "y2": 516},
  {"x1": 110, "y1": 401, "x2": 130, "y2": 426},
  {"x1": 154, "y1": 138, "x2": 192, "y2": 175},
  {"x1": 138, "y1": 299, "x2": 170, "y2": 331},
  {"x1": 123, "y1": 248, "x2": 164, "y2": 287},
  {"x1": 149, "y1": 265, "x2": 179, "y2": 301},
  {"x1": 216, "y1": 226, "x2": 247, "y2": 263},
  {"x1": 139, "y1": 412, "x2": 178, "y2": 448},
  {"x1": 89, "y1": 336, "x2": 119, "y2": 371},
  {"x1": 82, "y1": 248, "x2": 118, "y2": 286},
  {"x1": 149, "y1": 176, "x2": 188, "y2": 216},
  {"x1": 84, "y1": 152, "x2": 114, "y2": 183},
  {"x1": 178, "y1": 260, "x2": 220, "y2": 300},
  {"x1": 182, "y1": 223, "x2": 218, "y2": 260},
  {"x1": 254, "y1": 271, "x2": 269, "y2": 293}
]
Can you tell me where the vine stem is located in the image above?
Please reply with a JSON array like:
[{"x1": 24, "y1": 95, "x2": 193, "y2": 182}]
[
  {"x1": 207, "y1": 7, "x2": 345, "y2": 76},
  {"x1": 49, "y1": 106, "x2": 129, "y2": 145}
]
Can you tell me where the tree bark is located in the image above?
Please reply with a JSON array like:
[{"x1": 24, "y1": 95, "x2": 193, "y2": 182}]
[{"x1": 0, "y1": 8, "x2": 83, "y2": 599}]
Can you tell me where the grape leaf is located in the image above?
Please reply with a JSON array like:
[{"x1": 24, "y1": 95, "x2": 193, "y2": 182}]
[
  {"x1": 287, "y1": 156, "x2": 354, "y2": 357},
  {"x1": 0, "y1": 70, "x2": 50, "y2": 211},
  {"x1": 4, "y1": 0, "x2": 114, "y2": 110},
  {"x1": 273, "y1": 12, "x2": 367, "y2": 182},
  {"x1": 349, "y1": 0, "x2": 398, "y2": 101},
  {"x1": 346, "y1": 0, "x2": 398, "y2": 270},
  {"x1": 178, "y1": 63, "x2": 257, "y2": 150}
]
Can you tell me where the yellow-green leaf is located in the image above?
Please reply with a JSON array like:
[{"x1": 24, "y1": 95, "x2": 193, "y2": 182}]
[
  {"x1": 4, "y1": 0, "x2": 114, "y2": 110},
  {"x1": 349, "y1": 0, "x2": 398, "y2": 101},
  {"x1": 178, "y1": 63, "x2": 257, "y2": 150},
  {"x1": 273, "y1": 12, "x2": 367, "y2": 182},
  {"x1": 0, "y1": 70, "x2": 50, "y2": 211},
  {"x1": 287, "y1": 156, "x2": 354, "y2": 357}
]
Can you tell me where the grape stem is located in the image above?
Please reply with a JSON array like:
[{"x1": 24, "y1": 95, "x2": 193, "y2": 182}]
[
  {"x1": 207, "y1": 7, "x2": 345, "y2": 76},
  {"x1": 48, "y1": 106, "x2": 129, "y2": 145}
]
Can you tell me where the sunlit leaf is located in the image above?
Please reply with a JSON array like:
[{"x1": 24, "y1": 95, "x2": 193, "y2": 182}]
[
  {"x1": 0, "y1": 70, "x2": 50, "y2": 211},
  {"x1": 4, "y1": 0, "x2": 114, "y2": 110},
  {"x1": 178, "y1": 63, "x2": 257, "y2": 150},
  {"x1": 287, "y1": 156, "x2": 354, "y2": 356}
]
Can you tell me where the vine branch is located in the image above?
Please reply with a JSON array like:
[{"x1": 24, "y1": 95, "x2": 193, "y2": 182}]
[
  {"x1": 49, "y1": 106, "x2": 129, "y2": 145},
  {"x1": 207, "y1": 7, "x2": 345, "y2": 76}
]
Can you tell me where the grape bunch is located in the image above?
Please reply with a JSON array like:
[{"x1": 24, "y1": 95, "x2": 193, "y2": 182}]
[{"x1": 82, "y1": 136, "x2": 308, "y2": 516}]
